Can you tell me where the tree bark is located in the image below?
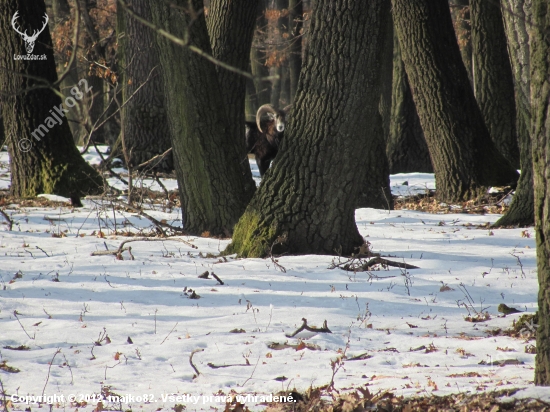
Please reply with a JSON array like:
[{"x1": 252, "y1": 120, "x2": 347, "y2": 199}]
[
  {"x1": 392, "y1": 0, "x2": 518, "y2": 202},
  {"x1": 288, "y1": 0, "x2": 302, "y2": 103},
  {"x1": 357, "y1": 6, "x2": 393, "y2": 210},
  {"x1": 494, "y1": 0, "x2": 534, "y2": 227},
  {"x1": 0, "y1": 0, "x2": 103, "y2": 197},
  {"x1": 206, "y1": 0, "x2": 258, "y2": 199},
  {"x1": 117, "y1": 0, "x2": 172, "y2": 171},
  {"x1": 450, "y1": 0, "x2": 473, "y2": 86},
  {"x1": 148, "y1": 0, "x2": 252, "y2": 236},
  {"x1": 532, "y1": 0, "x2": 550, "y2": 386},
  {"x1": 471, "y1": 0, "x2": 520, "y2": 167},
  {"x1": 226, "y1": 0, "x2": 391, "y2": 257},
  {"x1": 386, "y1": 23, "x2": 432, "y2": 174}
]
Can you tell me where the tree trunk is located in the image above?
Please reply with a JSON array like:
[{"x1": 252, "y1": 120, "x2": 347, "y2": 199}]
[
  {"x1": 532, "y1": 0, "x2": 550, "y2": 386},
  {"x1": 0, "y1": 0, "x2": 103, "y2": 197},
  {"x1": 471, "y1": 0, "x2": 520, "y2": 167},
  {"x1": 251, "y1": 0, "x2": 271, "y2": 107},
  {"x1": 207, "y1": 0, "x2": 258, "y2": 199},
  {"x1": 357, "y1": 6, "x2": 393, "y2": 210},
  {"x1": 117, "y1": 0, "x2": 173, "y2": 171},
  {"x1": 386, "y1": 19, "x2": 432, "y2": 174},
  {"x1": 50, "y1": 0, "x2": 84, "y2": 144},
  {"x1": 494, "y1": 0, "x2": 534, "y2": 227},
  {"x1": 226, "y1": 0, "x2": 391, "y2": 257},
  {"x1": 392, "y1": 0, "x2": 518, "y2": 202},
  {"x1": 288, "y1": 0, "x2": 302, "y2": 103},
  {"x1": 148, "y1": 0, "x2": 252, "y2": 236},
  {"x1": 450, "y1": 0, "x2": 473, "y2": 86}
]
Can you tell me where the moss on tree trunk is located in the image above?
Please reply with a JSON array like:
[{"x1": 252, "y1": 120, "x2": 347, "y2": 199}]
[
  {"x1": 226, "y1": 0, "x2": 391, "y2": 257},
  {"x1": 0, "y1": 0, "x2": 103, "y2": 198},
  {"x1": 149, "y1": 0, "x2": 253, "y2": 236}
]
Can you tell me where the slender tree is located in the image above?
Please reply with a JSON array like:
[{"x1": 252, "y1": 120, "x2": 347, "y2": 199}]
[
  {"x1": 0, "y1": 0, "x2": 103, "y2": 197},
  {"x1": 494, "y1": 0, "x2": 534, "y2": 227},
  {"x1": 450, "y1": 0, "x2": 473, "y2": 86},
  {"x1": 386, "y1": 25, "x2": 432, "y2": 174},
  {"x1": 206, "y1": 0, "x2": 258, "y2": 200},
  {"x1": 226, "y1": 0, "x2": 391, "y2": 257},
  {"x1": 392, "y1": 0, "x2": 518, "y2": 202},
  {"x1": 471, "y1": 0, "x2": 520, "y2": 167},
  {"x1": 147, "y1": 0, "x2": 252, "y2": 236},
  {"x1": 357, "y1": 6, "x2": 393, "y2": 210},
  {"x1": 50, "y1": 0, "x2": 84, "y2": 144},
  {"x1": 532, "y1": 0, "x2": 550, "y2": 386},
  {"x1": 117, "y1": 0, "x2": 172, "y2": 171}
]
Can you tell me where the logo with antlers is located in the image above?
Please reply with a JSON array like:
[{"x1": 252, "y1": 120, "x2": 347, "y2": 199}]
[{"x1": 11, "y1": 11, "x2": 49, "y2": 54}]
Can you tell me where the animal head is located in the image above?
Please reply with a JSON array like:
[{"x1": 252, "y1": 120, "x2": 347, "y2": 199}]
[
  {"x1": 12, "y1": 11, "x2": 49, "y2": 54},
  {"x1": 256, "y1": 104, "x2": 287, "y2": 135}
]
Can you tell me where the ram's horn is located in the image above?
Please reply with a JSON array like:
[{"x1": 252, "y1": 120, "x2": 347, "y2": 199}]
[{"x1": 256, "y1": 104, "x2": 278, "y2": 133}]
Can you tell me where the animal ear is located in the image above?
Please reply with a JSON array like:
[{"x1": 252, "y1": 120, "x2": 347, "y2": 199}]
[
  {"x1": 283, "y1": 104, "x2": 293, "y2": 113},
  {"x1": 267, "y1": 112, "x2": 276, "y2": 120}
]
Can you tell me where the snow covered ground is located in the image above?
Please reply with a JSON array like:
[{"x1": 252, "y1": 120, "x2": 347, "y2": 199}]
[{"x1": 0, "y1": 148, "x2": 548, "y2": 411}]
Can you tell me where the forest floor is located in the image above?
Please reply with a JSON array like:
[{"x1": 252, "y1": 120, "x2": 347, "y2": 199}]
[{"x1": 0, "y1": 147, "x2": 549, "y2": 411}]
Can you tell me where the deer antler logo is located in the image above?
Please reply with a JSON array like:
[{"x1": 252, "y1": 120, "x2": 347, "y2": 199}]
[{"x1": 11, "y1": 11, "x2": 49, "y2": 54}]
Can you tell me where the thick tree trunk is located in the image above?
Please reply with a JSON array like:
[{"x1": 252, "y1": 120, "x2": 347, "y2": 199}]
[
  {"x1": 207, "y1": 0, "x2": 258, "y2": 199},
  {"x1": 386, "y1": 26, "x2": 432, "y2": 174},
  {"x1": 117, "y1": 0, "x2": 172, "y2": 172},
  {"x1": 288, "y1": 0, "x2": 302, "y2": 103},
  {"x1": 0, "y1": 0, "x2": 102, "y2": 197},
  {"x1": 226, "y1": 0, "x2": 390, "y2": 257},
  {"x1": 494, "y1": 0, "x2": 534, "y2": 227},
  {"x1": 149, "y1": 0, "x2": 252, "y2": 236},
  {"x1": 471, "y1": 0, "x2": 520, "y2": 167},
  {"x1": 532, "y1": 0, "x2": 550, "y2": 386},
  {"x1": 392, "y1": 0, "x2": 518, "y2": 202}
]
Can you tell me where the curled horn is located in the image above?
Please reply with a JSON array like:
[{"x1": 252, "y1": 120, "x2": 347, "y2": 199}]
[{"x1": 256, "y1": 104, "x2": 278, "y2": 133}]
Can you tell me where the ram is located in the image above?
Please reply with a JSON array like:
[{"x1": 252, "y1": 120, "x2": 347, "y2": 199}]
[{"x1": 245, "y1": 104, "x2": 289, "y2": 177}]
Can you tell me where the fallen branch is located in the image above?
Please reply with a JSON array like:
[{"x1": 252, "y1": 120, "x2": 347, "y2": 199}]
[
  {"x1": 114, "y1": 199, "x2": 185, "y2": 235},
  {"x1": 91, "y1": 237, "x2": 197, "y2": 257},
  {"x1": 160, "y1": 322, "x2": 178, "y2": 345},
  {"x1": 189, "y1": 348, "x2": 204, "y2": 377},
  {"x1": 207, "y1": 362, "x2": 250, "y2": 369},
  {"x1": 211, "y1": 273, "x2": 224, "y2": 285},
  {"x1": 338, "y1": 256, "x2": 419, "y2": 272},
  {"x1": 285, "y1": 318, "x2": 332, "y2": 338},
  {"x1": 0, "y1": 209, "x2": 13, "y2": 231}
]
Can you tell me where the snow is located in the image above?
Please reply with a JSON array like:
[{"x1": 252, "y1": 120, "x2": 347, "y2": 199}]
[{"x1": 0, "y1": 147, "x2": 548, "y2": 411}]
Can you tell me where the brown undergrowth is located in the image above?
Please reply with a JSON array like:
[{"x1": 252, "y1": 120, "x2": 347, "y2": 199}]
[
  {"x1": 258, "y1": 387, "x2": 550, "y2": 412},
  {"x1": 393, "y1": 190, "x2": 511, "y2": 215}
]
